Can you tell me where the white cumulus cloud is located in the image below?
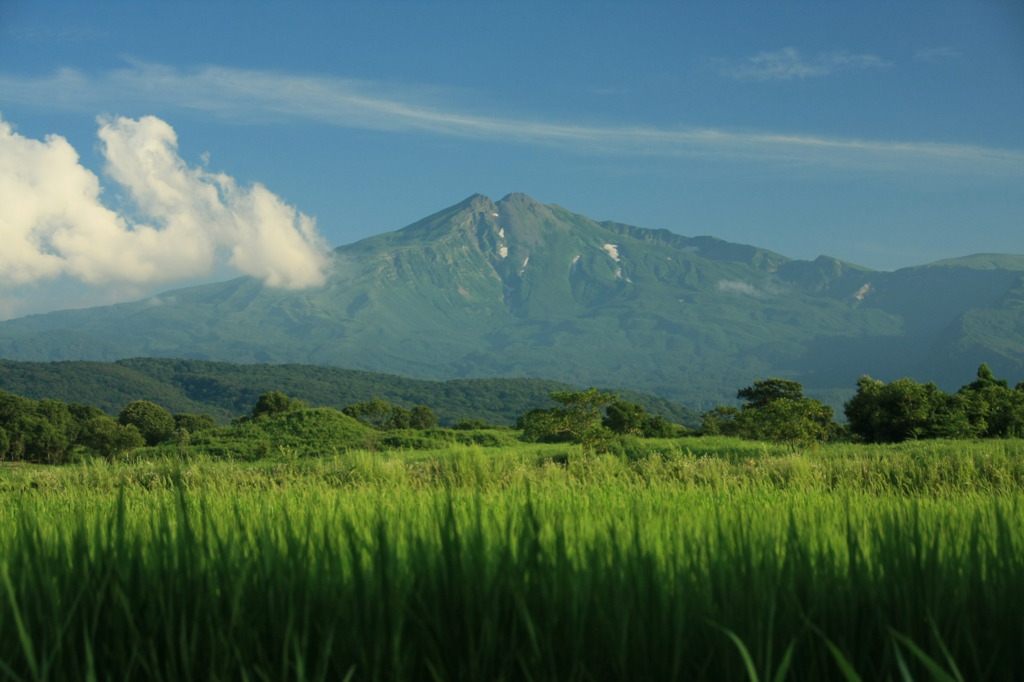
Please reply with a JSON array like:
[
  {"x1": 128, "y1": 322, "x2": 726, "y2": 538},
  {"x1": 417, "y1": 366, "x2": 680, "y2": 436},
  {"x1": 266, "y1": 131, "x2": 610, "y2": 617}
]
[{"x1": 0, "y1": 114, "x2": 331, "y2": 290}]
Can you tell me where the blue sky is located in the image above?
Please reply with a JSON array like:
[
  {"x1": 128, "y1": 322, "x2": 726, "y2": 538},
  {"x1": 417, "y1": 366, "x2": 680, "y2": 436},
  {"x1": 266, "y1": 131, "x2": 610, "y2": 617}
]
[{"x1": 1, "y1": 0, "x2": 1022, "y2": 318}]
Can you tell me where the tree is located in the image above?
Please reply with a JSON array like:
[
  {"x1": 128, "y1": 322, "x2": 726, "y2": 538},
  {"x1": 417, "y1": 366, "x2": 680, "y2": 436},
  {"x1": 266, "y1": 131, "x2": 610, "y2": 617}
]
[
  {"x1": 0, "y1": 390, "x2": 33, "y2": 424},
  {"x1": 453, "y1": 418, "x2": 493, "y2": 430},
  {"x1": 518, "y1": 388, "x2": 616, "y2": 450},
  {"x1": 251, "y1": 392, "x2": 307, "y2": 419},
  {"x1": 603, "y1": 401, "x2": 648, "y2": 436},
  {"x1": 0, "y1": 392, "x2": 105, "y2": 463},
  {"x1": 699, "y1": 405, "x2": 743, "y2": 437},
  {"x1": 963, "y1": 363, "x2": 1009, "y2": 392},
  {"x1": 517, "y1": 408, "x2": 568, "y2": 443},
  {"x1": 344, "y1": 398, "x2": 398, "y2": 429},
  {"x1": 703, "y1": 379, "x2": 834, "y2": 447},
  {"x1": 845, "y1": 375, "x2": 979, "y2": 443},
  {"x1": 957, "y1": 364, "x2": 1024, "y2": 438},
  {"x1": 737, "y1": 378, "x2": 805, "y2": 409},
  {"x1": 603, "y1": 400, "x2": 677, "y2": 437},
  {"x1": 80, "y1": 416, "x2": 145, "y2": 461},
  {"x1": 343, "y1": 398, "x2": 435, "y2": 430},
  {"x1": 844, "y1": 376, "x2": 886, "y2": 442},
  {"x1": 118, "y1": 400, "x2": 175, "y2": 446},
  {"x1": 745, "y1": 397, "x2": 834, "y2": 449},
  {"x1": 174, "y1": 413, "x2": 217, "y2": 435},
  {"x1": 32, "y1": 399, "x2": 77, "y2": 463},
  {"x1": 409, "y1": 405, "x2": 437, "y2": 430}
]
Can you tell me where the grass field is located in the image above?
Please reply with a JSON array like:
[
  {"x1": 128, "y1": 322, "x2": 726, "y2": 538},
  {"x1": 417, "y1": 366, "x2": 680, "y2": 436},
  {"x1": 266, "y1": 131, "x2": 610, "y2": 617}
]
[{"x1": 1, "y1": 439, "x2": 1023, "y2": 680}]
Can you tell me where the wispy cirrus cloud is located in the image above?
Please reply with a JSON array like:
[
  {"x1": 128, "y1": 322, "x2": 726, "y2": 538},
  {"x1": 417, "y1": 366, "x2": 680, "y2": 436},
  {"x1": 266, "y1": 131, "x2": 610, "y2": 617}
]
[
  {"x1": 711, "y1": 47, "x2": 890, "y2": 81},
  {"x1": 1, "y1": 61, "x2": 1021, "y2": 175},
  {"x1": 5, "y1": 25, "x2": 109, "y2": 43},
  {"x1": 914, "y1": 46, "x2": 960, "y2": 62}
]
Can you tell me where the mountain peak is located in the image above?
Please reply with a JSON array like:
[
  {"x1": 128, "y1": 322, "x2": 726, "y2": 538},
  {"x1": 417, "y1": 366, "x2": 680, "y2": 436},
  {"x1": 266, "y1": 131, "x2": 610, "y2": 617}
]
[
  {"x1": 498, "y1": 192, "x2": 535, "y2": 203},
  {"x1": 497, "y1": 192, "x2": 547, "y2": 210},
  {"x1": 459, "y1": 193, "x2": 499, "y2": 213}
]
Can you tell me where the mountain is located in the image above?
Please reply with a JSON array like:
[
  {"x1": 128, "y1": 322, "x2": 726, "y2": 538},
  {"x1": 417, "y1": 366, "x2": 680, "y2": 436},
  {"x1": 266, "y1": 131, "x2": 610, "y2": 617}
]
[{"x1": 0, "y1": 193, "x2": 1021, "y2": 408}]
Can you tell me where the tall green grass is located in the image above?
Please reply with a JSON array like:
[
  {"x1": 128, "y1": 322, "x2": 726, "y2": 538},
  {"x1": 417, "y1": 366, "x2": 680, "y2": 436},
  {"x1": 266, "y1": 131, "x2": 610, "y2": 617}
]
[{"x1": 1, "y1": 441, "x2": 1022, "y2": 680}]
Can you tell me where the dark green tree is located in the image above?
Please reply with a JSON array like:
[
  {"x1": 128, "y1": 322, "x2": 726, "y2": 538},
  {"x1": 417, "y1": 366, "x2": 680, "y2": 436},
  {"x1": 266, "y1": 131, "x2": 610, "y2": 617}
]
[
  {"x1": 737, "y1": 378, "x2": 805, "y2": 409},
  {"x1": 118, "y1": 400, "x2": 175, "y2": 446},
  {"x1": 745, "y1": 397, "x2": 834, "y2": 449},
  {"x1": 957, "y1": 364, "x2": 1024, "y2": 438},
  {"x1": 343, "y1": 398, "x2": 436, "y2": 430},
  {"x1": 517, "y1": 408, "x2": 569, "y2": 443},
  {"x1": 251, "y1": 392, "x2": 307, "y2": 419},
  {"x1": 703, "y1": 379, "x2": 834, "y2": 447},
  {"x1": 846, "y1": 375, "x2": 980, "y2": 443},
  {"x1": 453, "y1": 418, "x2": 493, "y2": 430},
  {"x1": 409, "y1": 405, "x2": 437, "y2": 430},
  {"x1": 0, "y1": 392, "x2": 100, "y2": 463},
  {"x1": 844, "y1": 376, "x2": 886, "y2": 442},
  {"x1": 9, "y1": 414, "x2": 69, "y2": 464},
  {"x1": 81, "y1": 416, "x2": 145, "y2": 461},
  {"x1": 344, "y1": 398, "x2": 398, "y2": 429},
  {"x1": 388, "y1": 405, "x2": 412, "y2": 430},
  {"x1": 603, "y1": 400, "x2": 677, "y2": 437},
  {"x1": 603, "y1": 401, "x2": 649, "y2": 436},
  {"x1": 964, "y1": 363, "x2": 1009, "y2": 392},
  {"x1": 0, "y1": 390, "x2": 33, "y2": 424},
  {"x1": 518, "y1": 388, "x2": 617, "y2": 450},
  {"x1": 174, "y1": 413, "x2": 217, "y2": 435},
  {"x1": 699, "y1": 405, "x2": 743, "y2": 437}
]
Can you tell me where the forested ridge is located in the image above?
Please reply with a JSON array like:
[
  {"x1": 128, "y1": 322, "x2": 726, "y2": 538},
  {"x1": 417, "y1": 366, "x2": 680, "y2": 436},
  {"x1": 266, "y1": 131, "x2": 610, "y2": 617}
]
[
  {"x1": 0, "y1": 357, "x2": 699, "y2": 427},
  {"x1": 0, "y1": 356, "x2": 700, "y2": 425}
]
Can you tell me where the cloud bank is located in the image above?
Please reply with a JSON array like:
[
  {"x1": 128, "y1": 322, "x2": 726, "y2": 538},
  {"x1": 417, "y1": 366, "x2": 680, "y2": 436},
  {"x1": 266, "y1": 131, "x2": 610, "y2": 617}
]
[
  {"x1": 0, "y1": 115, "x2": 331, "y2": 289},
  {"x1": 1, "y1": 62, "x2": 1021, "y2": 176}
]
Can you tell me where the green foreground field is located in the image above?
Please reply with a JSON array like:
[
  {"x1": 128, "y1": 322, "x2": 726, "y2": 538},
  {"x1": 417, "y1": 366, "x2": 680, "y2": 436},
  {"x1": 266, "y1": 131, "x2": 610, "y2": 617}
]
[{"x1": 2, "y1": 439, "x2": 1023, "y2": 681}]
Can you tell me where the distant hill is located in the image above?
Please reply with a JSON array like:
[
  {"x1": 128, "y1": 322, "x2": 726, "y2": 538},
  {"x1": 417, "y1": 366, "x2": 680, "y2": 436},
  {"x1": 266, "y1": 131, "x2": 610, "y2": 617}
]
[
  {"x1": 0, "y1": 193, "x2": 1020, "y2": 407},
  {"x1": 0, "y1": 358, "x2": 700, "y2": 427}
]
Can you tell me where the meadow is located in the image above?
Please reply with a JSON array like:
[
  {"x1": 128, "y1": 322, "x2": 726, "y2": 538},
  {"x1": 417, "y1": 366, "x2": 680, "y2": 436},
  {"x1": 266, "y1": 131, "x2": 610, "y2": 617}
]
[{"x1": 1, "y1": 438, "x2": 1023, "y2": 681}]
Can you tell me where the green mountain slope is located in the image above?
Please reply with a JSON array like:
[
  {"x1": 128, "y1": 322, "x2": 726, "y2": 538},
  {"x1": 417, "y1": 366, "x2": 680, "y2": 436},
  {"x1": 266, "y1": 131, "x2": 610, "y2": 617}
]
[{"x1": 0, "y1": 193, "x2": 1020, "y2": 407}]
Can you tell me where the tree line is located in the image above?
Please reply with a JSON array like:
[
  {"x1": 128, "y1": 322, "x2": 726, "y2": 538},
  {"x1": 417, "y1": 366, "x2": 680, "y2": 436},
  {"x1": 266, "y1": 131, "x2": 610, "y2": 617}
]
[
  {"x1": 0, "y1": 391, "x2": 218, "y2": 464},
  {"x1": 0, "y1": 389, "x2": 446, "y2": 464},
  {"x1": 700, "y1": 363, "x2": 1024, "y2": 446},
  {"x1": 0, "y1": 363, "x2": 1021, "y2": 463},
  {"x1": 519, "y1": 364, "x2": 1024, "y2": 450}
]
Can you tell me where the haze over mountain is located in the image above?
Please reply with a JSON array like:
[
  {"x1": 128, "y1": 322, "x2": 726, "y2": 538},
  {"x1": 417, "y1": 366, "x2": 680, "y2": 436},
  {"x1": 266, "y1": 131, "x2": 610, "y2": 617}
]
[{"x1": 0, "y1": 193, "x2": 1020, "y2": 408}]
